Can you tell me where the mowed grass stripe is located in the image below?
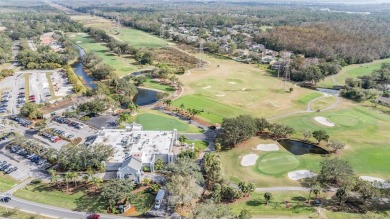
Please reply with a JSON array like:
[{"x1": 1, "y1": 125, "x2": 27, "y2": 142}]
[
  {"x1": 135, "y1": 112, "x2": 201, "y2": 133},
  {"x1": 172, "y1": 94, "x2": 246, "y2": 124}
]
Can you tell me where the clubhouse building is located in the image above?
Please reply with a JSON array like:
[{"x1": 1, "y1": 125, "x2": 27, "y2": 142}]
[{"x1": 93, "y1": 122, "x2": 177, "y2": 183}]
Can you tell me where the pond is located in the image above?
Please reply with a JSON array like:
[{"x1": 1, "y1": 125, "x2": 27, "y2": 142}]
[
  {"x1": 73, "y1": 45, "x2": 96, "y2": 89},
  {"x1": 134, "y1": 88, "x2": 159, "y2": 106},
  {"x1": 73, "y1": 45, "x2": 159, "y2": 106},
  {"x1": 277, "y1": 139, "x2": 329, "y2": 155}
]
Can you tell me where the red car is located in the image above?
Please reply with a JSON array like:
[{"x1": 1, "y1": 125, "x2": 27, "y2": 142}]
[{"x1": 87, "y1": 213, "x2": 100, "y2": 219}]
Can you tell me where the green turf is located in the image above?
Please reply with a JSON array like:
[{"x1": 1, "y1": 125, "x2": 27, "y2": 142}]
[
  {"x1": 128, "y1": 192, "x2": 155, "y2": 216},
  {"x1": 310, "y1": 96, "x2": 337, "y2": 111},
  {"x1": 257, "y1": 152, "x2": 300, "y2": 175},
  {"x1": 186, "y1": 140, "x2": 208, "y2": 151},
  {"x1": 172, "y1": 94, "x2": 245, "y2": 124},
  {"x1": 135, "y1": 112, "x2": 202, "y2": 133},
  {"x1": 230, "y1": 191, "x2": 316, "y2": 217},
  {"x1": 142, "y1": 78, "x2": 176, "y2": 93},
  {"x1": 0, "y1": 206, "x2": 54, "y2": 219},
  {"x1": 277, "y1": 106, "x2": 390, "y2": 179},
  {"x1": 70, "y1": 33, "x2": 140, "y2": 77},
  {"x1": 108, "y1": 28, "x2": 168, "y2": 48},
  {"x1": 0, "y1": 173, "x2": 17, "y2": 192},
  {"x1": 14, "y1": 183, "x2": 105, "y2": 212},
  {"x1": 319, "y1": 58, "x2": 390, "y2": 88},
  {"x1": 294, "y1": 92, "x2": 322, "y2": 106}
]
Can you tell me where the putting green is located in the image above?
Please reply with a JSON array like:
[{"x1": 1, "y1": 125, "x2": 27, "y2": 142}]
[
  {"x1": 257, "y1": 152, "x2": 300, "y2": 175},
  {"x1": 328, "y1": 114, "x2": 360, "y2": 127}
]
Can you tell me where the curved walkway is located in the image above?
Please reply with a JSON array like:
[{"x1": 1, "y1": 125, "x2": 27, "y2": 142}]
[{"x1": 268, "y1": 93, "x2": 341, "y2": 121}]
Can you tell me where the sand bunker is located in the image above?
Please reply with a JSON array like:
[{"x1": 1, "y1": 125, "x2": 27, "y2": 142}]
[
  {"x1": 240, "y1": 154, "x2": 259, "y2": 167},
  {"x1": 76, "y1": 41, "x2": 82, "y2": 43},
  {"x1": 202, "y1": 86, "x2": 211, "y2": 89},
  {"x1": 314, "y1": 116, "x2": 335, "y2": 127},
  {"x1": 288, "y1": 170, "x2": 317, "y2": 181},
  {"x1": 229, "y1": 82, "x2": 236, "y2": 84},
  {"x1": 359, "y1": 176, "x2": 390, "y2": 189},
  {"x1": 242, "y1": 88, "x2": 246, "y2": 91},
  {"x1": 215, "y1": 94, "x2": 225, "y2": 97},
  {"x1": 256, "y1": 144, "x2": 279, "y2": 151}
]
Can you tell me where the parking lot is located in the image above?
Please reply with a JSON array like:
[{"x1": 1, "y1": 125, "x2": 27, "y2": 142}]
[
  {"x1": 49, "y1": 117, "x2": 97, "y2": 144},
  {"x1": 0, "y1": 137, "x2": 49, "y2": 181},
  {"x1": 51, "y1": 71, "x2": 73, "y2": 97},
  {"x1": 0, "y1": 70, "x2": 74, "y2": 117},
  {"x1": 29, "y1": 72, "x2": 51, "y2": 104}
]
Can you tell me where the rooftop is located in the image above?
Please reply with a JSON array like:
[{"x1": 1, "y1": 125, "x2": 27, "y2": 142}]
[{"x1": 93, "y1": 123, "x2": 176, "y2": 163}]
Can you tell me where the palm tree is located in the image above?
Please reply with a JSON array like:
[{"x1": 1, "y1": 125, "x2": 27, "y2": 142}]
[
  {"x1": 336, "y1": 187, "x2": 347, "y2": 205},
  {"x1": 70, "y1": 172, "x2": 78, "y2": 186},
  {"x1": 214, "y1": 143, "x2": 221, "y2": 152},
  {"x1": 264, "y1": 192, "x2": 272, "y2": 205},
  {"x1": 178, "y1": 135, "x2": 187, "y2": 145},
  {"x1": 163, "y1": 99, "x2": 172, "y2": 108},
  {"x1": 48, "y1": 169, "x2": 57, "y2": 185},
  {"x1": 313, "y1": 183, "x2": 321, "y2": 200},
  {"x1": 64, "y1": 171, "x2": 72, "y2": 192},
  {"x1": 52, "y1": 175, "x2": 61, "y2": 187},
  {"x1": 179, "y1": 104, "x2": 185, "y2": 113},
  {"x1": 82, "y1": 175, "x2": 89, "y2": 184},
  {"x1": 90, "y1": 176, "x2": 103, "y2": 189}
]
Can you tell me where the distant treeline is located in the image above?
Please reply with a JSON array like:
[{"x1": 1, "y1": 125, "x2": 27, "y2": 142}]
[{"x1": 255, "y1": 23, "x2": 390, "y2": 65}]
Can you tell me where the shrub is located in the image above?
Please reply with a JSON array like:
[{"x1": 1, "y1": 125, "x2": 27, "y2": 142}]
[{"x1": 30, "y1": 179, "x2": 42, "y2": 184}]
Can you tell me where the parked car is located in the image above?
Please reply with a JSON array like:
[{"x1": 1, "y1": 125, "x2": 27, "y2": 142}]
[{"x1": 0, "y1": 196, "x2": 11, "y2": 203}]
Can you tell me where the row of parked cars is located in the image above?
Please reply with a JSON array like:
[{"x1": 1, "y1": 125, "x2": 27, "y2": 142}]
[
  {"x1": 53, "y1": 116, "x2": 84, "y2": 129},
  {"x1": 53, "y1": 129, "x2": 74, "y2": 139},
  {"x1": 17, "y1": 90, "x2": 26, "y2": 108},
  {"x1": 0, "y1": 160, "x2": 18, "y2": 174},
  {"x1": 1, "y1": 91, "x2": 10, "y2": 113},
  {"x1": 40, "y1": 132, "x2": 62, "y2": 143},
  {"x1": 9, "y1": 115, "x2": 32, "y2": 127},
  {"x1": 0, "y1": 132, "x2": 15, "y2": 141},
  {"x1": 8, "y1": 145, "x2": 50, "y2": 169}
]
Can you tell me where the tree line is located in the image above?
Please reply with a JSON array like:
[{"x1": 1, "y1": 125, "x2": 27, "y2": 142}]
[
  {"x1": 216, "y1": 115, "x2": 295, "y2": 149},
  {"x1": 341, "y1": 63, "x2": 390, "y2": 102}
]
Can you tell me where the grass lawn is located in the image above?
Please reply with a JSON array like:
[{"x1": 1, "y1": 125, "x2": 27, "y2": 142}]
[
  {"x1": 69, "y1": 33, "x2": 141, "y2": 77},
  {"x1": 277, "y1": 105, "x2": 390, "y2": 179},
  {"x1": 220, "y1": 137, "x2": 323, "y2": 187},
  {"x1": 46, "y1": 72, "x2": 56, "y2": 99},
  {"x1": 135, "y1": 110, "x2": 202, "y2": 133},
  {"x1": 310, "y1": 96, "x2": 337, "y2": 111},
  {"x1": 186, "y1": 140, "x2": 208, "y2": 151},
  {"x1": 127, "y1": 191, "x2": 155, "y2": 216},
  {"x1": 176, "y1": 53, "x2": 318, "y2": 123},
  {"x1": 0, "y1": 206, "x2": 54, "y2": 219},
  {"x1": 230, "y1": 191, "x2": 316, "y2": 217},
  {"x1": 141, "y1": 78, "x2": 176, "y2": 93},
  {"x1": 70, "y1": 15, "x2": 168, "y2": 48},
  {"x1": 14, "y1": 183, "x2": 106, "y2": 213},
  {"x1": 172, "y1": 94, "x2": 245, "y2": 124},
  {"x1": 319, "y1": 58, "x2": 390, "y2": 88},
  {"x1": 294, "y1": 92, "x2": 323, "y2": 106},
  {"x1": 0, "y1": 173, "x2": 17, "y2": 192},
  {"x1": 109, "y1": 28, "x2": 168, "y2": 48}
]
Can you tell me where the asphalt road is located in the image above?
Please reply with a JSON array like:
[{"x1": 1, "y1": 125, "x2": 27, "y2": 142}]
[{"x1": 0, "y1": 197, "x2": 131, "y2": 219}]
